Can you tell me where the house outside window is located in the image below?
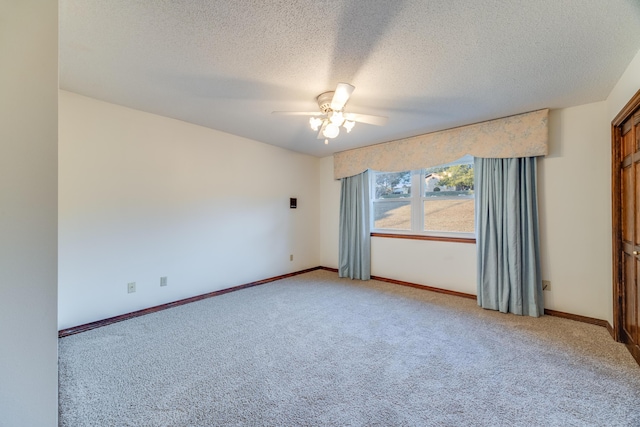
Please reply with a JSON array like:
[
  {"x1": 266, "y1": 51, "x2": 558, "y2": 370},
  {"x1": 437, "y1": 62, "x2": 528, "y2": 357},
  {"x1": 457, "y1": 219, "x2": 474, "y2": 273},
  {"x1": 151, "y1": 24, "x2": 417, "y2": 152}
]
[{"x1": 371, "y1": 155, "x2": 475, "y2": 238}]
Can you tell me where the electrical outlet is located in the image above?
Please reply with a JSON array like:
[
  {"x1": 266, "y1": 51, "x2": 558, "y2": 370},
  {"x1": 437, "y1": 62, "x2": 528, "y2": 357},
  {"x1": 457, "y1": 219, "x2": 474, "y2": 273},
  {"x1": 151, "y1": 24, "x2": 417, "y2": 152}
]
[
  {"x1": 542, "y1": 280, "x2": 551, "y2": 291},
  {"x1": 160, "y1": 276, "x2": 168, "y2": 287},
  {"x1": 290, "y1": 254, "x2": 293, "y2": 261},
  {"x1": 127, "y1": 282, "x2": 136, "y2": 293}
]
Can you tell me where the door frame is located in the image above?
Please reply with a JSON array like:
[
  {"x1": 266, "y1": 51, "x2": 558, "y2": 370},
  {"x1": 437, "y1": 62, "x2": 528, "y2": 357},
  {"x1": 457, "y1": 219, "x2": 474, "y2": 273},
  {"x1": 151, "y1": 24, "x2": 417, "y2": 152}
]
[{"x1": 612, "y1": 89, "x2": 640, "y2": 343}]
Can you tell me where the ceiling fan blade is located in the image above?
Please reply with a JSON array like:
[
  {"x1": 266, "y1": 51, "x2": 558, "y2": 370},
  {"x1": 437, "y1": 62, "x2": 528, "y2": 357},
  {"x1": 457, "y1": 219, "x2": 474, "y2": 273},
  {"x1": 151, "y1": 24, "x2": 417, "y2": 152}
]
[
  {"x1": 272, "y1": 111, "x2": 324, "y2": 116},
  {"x1": 344, "y1": 112, "x2": 388, "y2": 126},
  {"x1": 330, "y1": 83, "x2": 355, "y2": 111}
]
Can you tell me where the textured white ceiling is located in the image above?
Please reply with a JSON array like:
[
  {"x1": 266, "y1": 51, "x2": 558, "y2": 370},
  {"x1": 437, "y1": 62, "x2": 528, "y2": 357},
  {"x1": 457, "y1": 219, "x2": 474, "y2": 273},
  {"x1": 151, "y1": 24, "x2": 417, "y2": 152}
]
[{"x1": 59, "y1": 0, "x2": 640, "y2": 157}]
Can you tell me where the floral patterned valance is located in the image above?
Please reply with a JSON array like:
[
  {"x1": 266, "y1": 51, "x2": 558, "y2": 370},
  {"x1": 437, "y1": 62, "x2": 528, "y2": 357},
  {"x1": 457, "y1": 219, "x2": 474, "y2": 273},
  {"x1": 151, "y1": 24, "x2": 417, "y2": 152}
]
[{"x1": 333, "y1": 109, "x2": 548, "y2": 179}]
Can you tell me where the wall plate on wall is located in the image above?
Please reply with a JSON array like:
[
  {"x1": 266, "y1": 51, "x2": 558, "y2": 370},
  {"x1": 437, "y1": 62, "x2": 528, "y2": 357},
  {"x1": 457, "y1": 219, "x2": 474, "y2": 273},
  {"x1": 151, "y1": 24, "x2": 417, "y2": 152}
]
[{"x1": 290, "y1": 198, "x2": 297, "y2": 208}]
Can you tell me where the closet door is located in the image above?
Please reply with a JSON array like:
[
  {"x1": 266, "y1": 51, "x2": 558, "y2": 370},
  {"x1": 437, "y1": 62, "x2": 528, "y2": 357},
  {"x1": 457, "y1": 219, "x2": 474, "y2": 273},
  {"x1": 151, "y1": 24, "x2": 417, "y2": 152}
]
[
  {"x1": 614, "y1": 95, "x2": 640, "y2": 365},
  {"x1": 620, "y1": 114, "x2": 640, "y2": 353}
]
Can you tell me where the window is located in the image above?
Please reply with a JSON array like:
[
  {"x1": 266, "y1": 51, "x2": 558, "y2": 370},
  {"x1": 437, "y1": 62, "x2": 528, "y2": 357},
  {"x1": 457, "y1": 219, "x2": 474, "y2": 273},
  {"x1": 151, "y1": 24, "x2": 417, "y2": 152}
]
[{"x1": 371, "y1": 155, "x2": 475, "y2": 237}]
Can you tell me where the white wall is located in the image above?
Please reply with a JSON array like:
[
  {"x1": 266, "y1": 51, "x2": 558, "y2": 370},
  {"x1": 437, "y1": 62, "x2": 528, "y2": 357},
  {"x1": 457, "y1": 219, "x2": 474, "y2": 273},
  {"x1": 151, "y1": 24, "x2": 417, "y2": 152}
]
[
  {"x1": 319, "y1": 156, "x2": 340, "y2": 268},
  {"x1": 0, "y1": 1, "x2": 59, "y2": 426},
  {"x1": 371, "y1": 238, "x2": 476, "y2": 294},
  {"x1": 59, "y1": 91, "x2": 320, "y2": 329},
  {"x1": 540, "y1": 46, "x2": 640, "y2": 323},
  {"x1": 538, "y1": 102, "x2": 611, "y2": 321}
]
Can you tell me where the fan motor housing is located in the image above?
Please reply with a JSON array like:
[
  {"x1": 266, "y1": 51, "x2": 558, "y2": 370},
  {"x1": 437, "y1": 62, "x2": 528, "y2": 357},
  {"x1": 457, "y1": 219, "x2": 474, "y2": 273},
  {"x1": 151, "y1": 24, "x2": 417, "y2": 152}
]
[{"x1": 316, "y1": 91, "x2": 335, "y2": 114}]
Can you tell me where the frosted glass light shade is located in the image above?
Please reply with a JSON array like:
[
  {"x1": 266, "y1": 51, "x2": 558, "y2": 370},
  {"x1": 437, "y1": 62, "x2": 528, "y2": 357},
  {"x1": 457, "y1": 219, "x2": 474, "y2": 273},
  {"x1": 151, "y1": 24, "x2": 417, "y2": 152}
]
[
  {"x1": 323, "y1": 123, "x2": 340, "y2": 138},
  {"x1": 309, "y1": 117, "x2": 323, "y2": 131},
  {"x1": 343, "y1": 120, "x2": 355, "y2": 133}
]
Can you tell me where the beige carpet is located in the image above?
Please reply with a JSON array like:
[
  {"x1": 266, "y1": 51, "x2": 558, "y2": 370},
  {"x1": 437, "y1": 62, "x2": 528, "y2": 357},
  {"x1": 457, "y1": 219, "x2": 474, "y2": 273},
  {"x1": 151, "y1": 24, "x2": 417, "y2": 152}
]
[{"x1": 59, "y1": 270, "x2": 640, "y2": 426}]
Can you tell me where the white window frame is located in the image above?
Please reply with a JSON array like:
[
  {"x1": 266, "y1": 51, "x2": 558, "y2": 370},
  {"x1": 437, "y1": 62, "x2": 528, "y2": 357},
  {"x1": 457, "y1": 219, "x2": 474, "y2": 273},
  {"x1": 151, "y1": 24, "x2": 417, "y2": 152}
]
[{"x1": 370, "y1": 158, "x2": 475, "y2": 239}]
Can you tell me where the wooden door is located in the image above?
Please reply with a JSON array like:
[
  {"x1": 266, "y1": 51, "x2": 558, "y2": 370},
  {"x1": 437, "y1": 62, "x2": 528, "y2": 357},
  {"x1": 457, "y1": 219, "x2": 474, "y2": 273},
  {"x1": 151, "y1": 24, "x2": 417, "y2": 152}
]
[
  {"x1": 613, "y1": 90, "x2": 640, "y2": 365},
  {"x1": 620, "y1": 114, "x2": 640, "y2": 349}
]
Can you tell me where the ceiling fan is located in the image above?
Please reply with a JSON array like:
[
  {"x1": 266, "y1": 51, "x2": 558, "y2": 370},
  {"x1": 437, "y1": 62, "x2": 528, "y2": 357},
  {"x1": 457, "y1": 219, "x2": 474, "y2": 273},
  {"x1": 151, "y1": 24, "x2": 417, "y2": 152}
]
[{"x1": 272, "y1": 83, "x2": 388, "y2": 144}]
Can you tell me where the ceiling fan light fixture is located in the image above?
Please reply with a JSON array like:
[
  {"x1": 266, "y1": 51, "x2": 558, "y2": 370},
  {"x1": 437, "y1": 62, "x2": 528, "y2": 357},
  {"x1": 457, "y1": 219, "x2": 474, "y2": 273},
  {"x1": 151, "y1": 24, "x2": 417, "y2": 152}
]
[
  {"x1": 309, "y1": 116, "x2": 323, "y2": 131},
  {"x1": 272, "y1": 83, "x2": 387, "y2": 144},
  {"x1": 343, "y1": 120, "x2": 355, "y2": 133},
  {"x1": 323, "y1": 122, "x2": 340, "y2": 139}
]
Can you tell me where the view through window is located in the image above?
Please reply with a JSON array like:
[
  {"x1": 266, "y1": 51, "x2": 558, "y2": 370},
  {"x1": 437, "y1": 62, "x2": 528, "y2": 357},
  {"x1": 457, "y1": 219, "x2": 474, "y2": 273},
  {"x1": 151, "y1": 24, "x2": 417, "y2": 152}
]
[{"x1": 371, "y1": 155, "x2": 475, "y2": 235}]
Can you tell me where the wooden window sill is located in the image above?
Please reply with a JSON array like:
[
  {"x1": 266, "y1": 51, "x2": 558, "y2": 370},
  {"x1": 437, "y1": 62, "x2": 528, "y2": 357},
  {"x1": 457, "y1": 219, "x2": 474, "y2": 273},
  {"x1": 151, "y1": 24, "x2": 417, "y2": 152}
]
[{"x1": 371, "y1": 232, "x2": 476, "y2": 244}]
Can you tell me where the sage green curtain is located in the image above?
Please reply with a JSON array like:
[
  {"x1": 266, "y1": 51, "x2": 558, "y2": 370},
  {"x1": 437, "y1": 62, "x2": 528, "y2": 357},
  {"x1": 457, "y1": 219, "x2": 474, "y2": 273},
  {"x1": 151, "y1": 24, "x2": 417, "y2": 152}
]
[
  {"x1": 475, "y1": 157, "x2": 543, "y2": 317},
  {"x1": 339, "y1": 171, "x2": 371, "y2": 280}
]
